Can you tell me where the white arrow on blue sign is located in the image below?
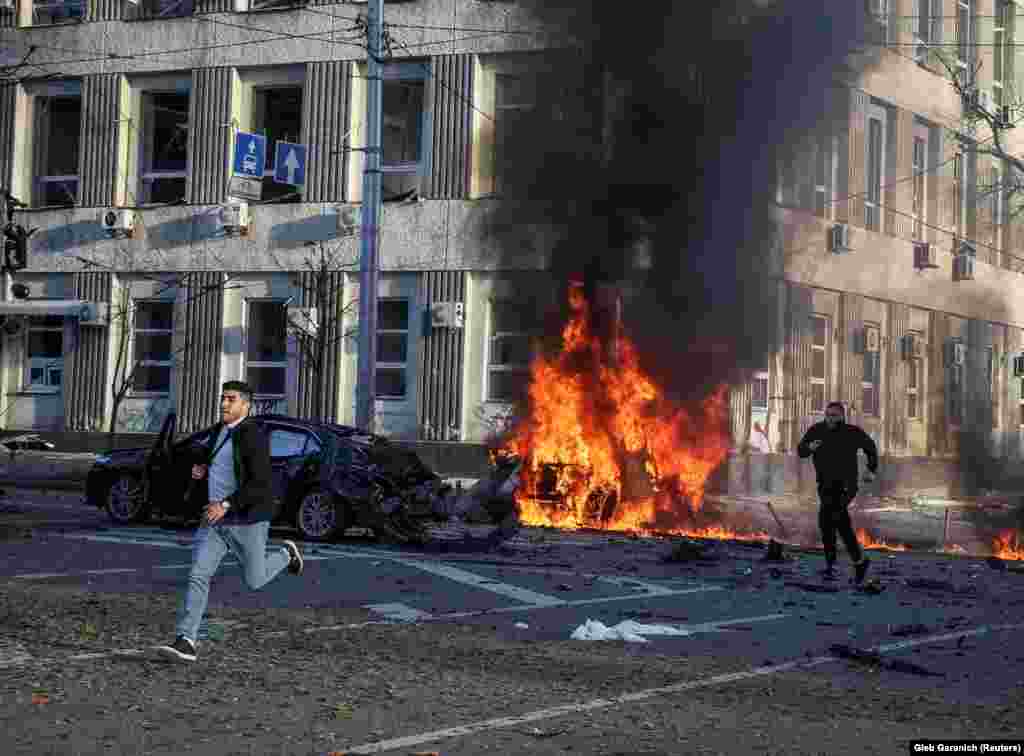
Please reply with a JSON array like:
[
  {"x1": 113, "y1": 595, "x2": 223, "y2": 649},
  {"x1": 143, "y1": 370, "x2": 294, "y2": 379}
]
[
  {"x1": 232, "y1": 132, "x2": 267, "y2": 179},
  {"x1": 273, "y1": 141, "x2": 306, "y2": 188}
]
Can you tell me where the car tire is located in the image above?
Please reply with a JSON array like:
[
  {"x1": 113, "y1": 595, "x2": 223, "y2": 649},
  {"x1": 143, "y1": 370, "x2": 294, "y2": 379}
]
[
  {"x1": 295, "y1": 489, "x2": 344, "y2": 542},
  {"x1": 105, "y1": 474, "x2": 150, "y2": 525}
]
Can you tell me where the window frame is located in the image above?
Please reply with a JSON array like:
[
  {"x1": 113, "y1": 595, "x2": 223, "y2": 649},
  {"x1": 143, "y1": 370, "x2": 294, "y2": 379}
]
[
  {"x1": 810, "y1": 315, "x2": 830, "y2": 414},
  {"x1": 376, "y1": 297, "x2": 410, "y2": 401},
  {"x1": 751, "y1": 370, "x2": 770, "y2": 411},
  {"x1": 956, "y1": 0, "x2": 975, "y2": 76},
  {"x1": 33, "y1": 93, "x2": 82, "y2": 209},
  {"x1": 861, "y1": 325, "x2": 881, "y2": 417},
  {"x1": 864, "y1": 103, "x2": 887, "y2": 232},
  {"x1": 127, "y1": 0, "x2": 195, "y2": 20},
  {"x1": 485, "y1": 299, "x2": 533, "y2": 403},
  {"x1": 915, "y1": 0, "x2": 941, "y2": 63},
  {"x1": 244, "y1": 298, "x2": 288, "y2": 401},
  {"x1": 130, "y1": 299, "x2": 174, "y2": 396},
  {"x1": 380, "y1": 62, "x2": 429, "y2": 199},
  {"x1": 907, "y1": 333, "x2": 922, "y2": 421},
  {"x1": 947, "y1": 340, "x2": 965, "y2": 428},
  {"x1": 911, "y1": 122, "x2": 929, "y2": 240},
  {"x1": 813, "y1": 134, "x2": 836, "y2": 220},
  {"x1": 251, "y1": 84, "x2": 304, "y2": 203},
  {"x1": 26, "y1": 0, "x2": 85, "y2": 27},
  {"x1": 24, "y1": 315, "x2": 64, "y2": 393},
  {"x1": 137, "y1": 88, "x2": 190, "y2": 206}
]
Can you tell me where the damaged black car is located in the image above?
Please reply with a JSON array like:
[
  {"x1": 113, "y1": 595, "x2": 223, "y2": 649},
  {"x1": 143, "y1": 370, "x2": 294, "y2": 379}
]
[{"x1": 84, "y1": 413, "x2": 452, "y2": 543}]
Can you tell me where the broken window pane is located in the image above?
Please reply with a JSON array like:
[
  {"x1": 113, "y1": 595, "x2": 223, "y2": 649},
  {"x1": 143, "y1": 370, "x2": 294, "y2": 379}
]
[
  {"x1": 382, "y1": 76, "x2": 425, "y2": 199},
  {"x1": 141, "y1": 91, "x2": 189, "y2": 204},
  {"x1": 36, "y1": 96, "x2": 81, "y2": 207}
]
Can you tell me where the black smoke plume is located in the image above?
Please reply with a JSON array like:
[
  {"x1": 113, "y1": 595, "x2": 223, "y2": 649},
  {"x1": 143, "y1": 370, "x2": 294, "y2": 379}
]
[{"x1": 486, "y1": 0, "x2": 880, "y2": 405}]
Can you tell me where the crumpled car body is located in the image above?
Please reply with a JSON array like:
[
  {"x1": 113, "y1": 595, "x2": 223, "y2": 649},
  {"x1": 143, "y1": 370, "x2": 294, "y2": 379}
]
[{"x1": 85, "y1": 412, "x2": 451, "y2": 542}]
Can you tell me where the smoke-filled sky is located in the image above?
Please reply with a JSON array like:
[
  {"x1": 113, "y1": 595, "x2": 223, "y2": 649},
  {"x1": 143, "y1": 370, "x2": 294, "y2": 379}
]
[{"x1": 488, "y1": 0, "x2": 878, "y2": 404}]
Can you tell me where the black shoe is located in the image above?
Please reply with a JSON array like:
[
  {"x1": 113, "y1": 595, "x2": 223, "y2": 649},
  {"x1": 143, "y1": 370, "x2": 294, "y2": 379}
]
[
  {"x1": 854, "y1": 557, "x2": 871, "y2": 585},
  {"x1": 820, "y1": 565, "x2": 838, "y2": 581},
  {"x1": 283, "y1": 540, "x2": 304, "y2": 576},
  {"x1": 156, "y1": 636, "x2": 196, "y2": 663}
]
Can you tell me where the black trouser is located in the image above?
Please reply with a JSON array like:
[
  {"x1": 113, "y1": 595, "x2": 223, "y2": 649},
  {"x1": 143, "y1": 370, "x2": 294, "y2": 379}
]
[{"x1": 817, "y1": 482, "x2": 863, "y2": 564}]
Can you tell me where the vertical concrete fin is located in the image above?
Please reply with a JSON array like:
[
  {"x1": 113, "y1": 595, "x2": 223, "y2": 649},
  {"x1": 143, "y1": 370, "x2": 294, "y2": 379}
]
[
  {"x1": 66, "y1": 272, "x2": 112, "y2": 431},
  {"x1": 426, "y1": 54, "x2": 472, "y2": 200},
  {"x1": 79, "y1": 73, "x2": 122, "y2": 208},
  {"x1": 417, "y1": 270, "x2": 465, "y2": 440},
  {"x1": 304, "y1": 60, "x2": 351, "y2": 203},
  {"x1": 295, "y1": 268, "x2": 344, "y2": 421},
  {"x1": 188, "y1": 67, "x2": 234, "y2": 205},
  {"x1": 0, "y1": 83, "x2": 13, "y2": 190},
  {"x1": 178, "y1": 272, "x2": 224, "y2": 433}
]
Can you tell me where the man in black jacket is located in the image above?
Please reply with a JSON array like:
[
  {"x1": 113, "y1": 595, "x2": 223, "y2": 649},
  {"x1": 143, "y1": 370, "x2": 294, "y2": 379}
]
[
  {"x1": 157, "y1": 381, "x2": 305, "y2": 663},
  {"x1": 797, "y1": 401, "x2": 878, "y2": 584}
]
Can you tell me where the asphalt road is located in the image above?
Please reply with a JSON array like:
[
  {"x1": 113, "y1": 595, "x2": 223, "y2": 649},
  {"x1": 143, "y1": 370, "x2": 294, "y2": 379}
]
[{"x1": 1, "y1": 489, "x2": 1023, "y2": 755}]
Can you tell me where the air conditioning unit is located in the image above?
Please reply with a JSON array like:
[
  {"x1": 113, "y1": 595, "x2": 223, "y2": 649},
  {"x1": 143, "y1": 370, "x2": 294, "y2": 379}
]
[
  {"x1": 429, "y1": 302, "x2": 465, "y2": 329},
  {"x1": 913, "y1": 241, "x2": 938, "y2": 269},
  {"x1": 864, "y1": 326, "x2": 880, "y2": 353},
  {"x1": 953, "y1": 253, "x2": 975, "y2": 282},
  {"x1": 286, "y1": 305, "x2": 318, "y2": 335},
  {"x1": 99, "y1": 208, "x2": 134, "y2": 237},
  {"x1": 79, "y1": 302, "x2": 110, "y2": 326},
  {"x1": 829, "y1": 222, "x2": 851, "y2": 253},
  {"x1": 334, "y1": 205, "x2": 361, "y2": 236},
  {"x1": 945, "y1": 339, "x2": 967, "y2": 367},
  {"x1": 219, "y1": 201, "x2": 249, "y2": 235}
]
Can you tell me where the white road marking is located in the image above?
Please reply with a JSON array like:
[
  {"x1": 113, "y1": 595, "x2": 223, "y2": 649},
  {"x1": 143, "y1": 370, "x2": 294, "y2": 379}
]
[
  {"x1": 365, "y1": 603, "x2": 434, "y2": 622},
  {"x1": 390, "y1": 558, "x2": 567, "y2": 607},
  {"x1": 14, "y1": 567, "x2": 140, "y2": 580},
  {"x1": 339, "y1": 621, "x2": 1024, "y2": 754}
]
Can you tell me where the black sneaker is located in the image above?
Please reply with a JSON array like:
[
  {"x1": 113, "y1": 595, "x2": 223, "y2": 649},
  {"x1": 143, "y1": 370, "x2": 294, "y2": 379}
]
[
  {"x1": 156, "y1": 636, "x2": 196, "y2": 663},
  {"x1": 854, "y1": 557, "x2": 871, "y2": 585},
  {"x1": 820, "y1": 565, "x2": 838, "y2": 581},
  {"x1": 283, "y1": 540, "x2": 304, "y2": 576}
]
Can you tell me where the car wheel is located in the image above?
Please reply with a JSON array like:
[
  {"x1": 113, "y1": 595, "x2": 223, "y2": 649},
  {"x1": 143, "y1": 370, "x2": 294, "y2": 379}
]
[
  {"x1": 295, "y1": 489, "x2": 343, "y2": 542},
  {"x1": 105, "y1": 475, "x2": 150, "y2": 525}
]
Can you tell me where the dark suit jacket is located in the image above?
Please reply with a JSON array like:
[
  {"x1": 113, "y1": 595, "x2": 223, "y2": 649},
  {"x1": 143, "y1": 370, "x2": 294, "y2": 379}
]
[{"x1": 202, "y1": 418, "x2": 275, "y2": 523}]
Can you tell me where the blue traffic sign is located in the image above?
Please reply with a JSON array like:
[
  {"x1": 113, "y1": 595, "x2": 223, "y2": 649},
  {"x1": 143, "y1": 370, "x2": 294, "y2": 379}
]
[
  {"x1": 273, "y1": 141, "x2": 306, "y2": 188},
  {"x1": 232, "y1": 132, "x2": 266, "y2": 179}
]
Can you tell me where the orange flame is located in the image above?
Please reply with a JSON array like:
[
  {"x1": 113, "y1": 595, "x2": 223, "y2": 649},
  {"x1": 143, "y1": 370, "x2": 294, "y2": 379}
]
[
  {"x1": 856, "y1": 528, "x2": 909, "y2": 552},
  {"x1": 504, "y1": 282, "x2": 736, "y2": 536},
  {"x1": 992, "y1": 530, "x2": 1024, "y2": 561}
]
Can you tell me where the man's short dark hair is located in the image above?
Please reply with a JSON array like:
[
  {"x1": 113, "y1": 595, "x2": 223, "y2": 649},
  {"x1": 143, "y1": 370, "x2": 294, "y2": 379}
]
[
  {"x1": 825, "y1": 401, "x2": 845, "y2": 414},
  {"x1": 222, "y1": 380, "x2": 253, "y2": 403}
]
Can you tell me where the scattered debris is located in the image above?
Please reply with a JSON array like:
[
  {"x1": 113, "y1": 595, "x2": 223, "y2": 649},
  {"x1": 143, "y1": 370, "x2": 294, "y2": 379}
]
[
  {"x1": 664, "y1": 539, "x2": 717, "y2": 563},
  {"x1": 2, "y1": 434, "x2": 56, "y2": 453},
  {"x1": 763, "y1": 539, "x2": 787, "y2": 562},
  {"x1": 857, "y1": 579, "x2": 885, "y2": 595},
  {"x1": 31, "y1": 690, "x2": 49, "y2": 705},
  {"x1": 904, "y1": 578, "x2": 977, "y2": 595},
  {"x1": 890, "y1": 623, "x2": 929, "y2": 637},
  {"x1": 829, "y1": 644, "x2": 943, "y2": 677},
  {"x1": 556, "y1": 583, "x2": 573, "y2": 591},
  {"x1": 524, "y1": 727, "x2": 569, "y2": 739},
  {"x1": 784, "y1": 581, "x2": 839, "y2": 594},
  {"x1": 514, "y1": 622, "x2": 529, "y2": 629},
  {"x1": 570, "y1": 619, "x2": 692, "y2": 643}
]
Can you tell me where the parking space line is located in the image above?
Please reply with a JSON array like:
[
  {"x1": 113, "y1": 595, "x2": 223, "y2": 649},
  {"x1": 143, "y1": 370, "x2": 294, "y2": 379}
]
[
  {"x1": 338, "y1": 621, "x2": 1024, "y2": 755},
  {"x1": 14, "y1": 567, "x2": 141, "y2": 580},
  {"x1": 365, "y1": 603, "x2": 434, "y2": 622},
  {"x1": 391, "y1": 559, "x2": 568, "y2": 607}
]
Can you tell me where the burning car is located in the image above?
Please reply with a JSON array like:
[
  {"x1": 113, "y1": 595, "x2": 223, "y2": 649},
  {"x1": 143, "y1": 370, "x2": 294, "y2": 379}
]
[{"x1": 85, "y1": 413, "x2": 452, "y2": 543}]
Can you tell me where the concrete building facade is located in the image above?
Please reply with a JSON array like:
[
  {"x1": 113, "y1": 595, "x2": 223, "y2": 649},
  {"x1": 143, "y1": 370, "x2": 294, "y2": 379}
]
[{"x1": 1, "y1": 0, "x2": 1024, "y2": 486}]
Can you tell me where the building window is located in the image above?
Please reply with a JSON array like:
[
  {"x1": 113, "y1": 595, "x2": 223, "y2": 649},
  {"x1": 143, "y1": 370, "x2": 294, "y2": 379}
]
[
  {"x1": 810, "y1": 315, "x2": 829, "y2": 413},
  {"x1": 30, "y1": 0, "x2": 84, "y2": 25},
  {"x1": 869, "y1": 0, "x2": 888, "y2": 42},
  {"x1": 246, "y1": 300, "x2": 287, "y2": 398},
  {"x1": 987, "y1": 346, "x2": 998, "y2": 427},
  {"x1": 916, "y1": 0, "x2": 940, "y2": 63},
  {"x1": 948, "y1": 356, "x2": 964, "y2": 426},
  {"x1": 813, "y1": 135, "x2": 835, "y2": 219},
  {"x1": 493, "y1": 72, "x2": 540, "y2": 196},
  {"x1": 912, "y1": 124, "x2": 928, "y2": 240},
  {"x1": 862, "y1": 327, "x2": 880, "y2": 417},
  {"x1": 377, "y1": 299, "x2": 409, "y2": 399},
  {"x1": 132, "y1": 301, "x2": 173, "y2": 394},
  {"x1": 34, "y1": 96, "x2": 81, "y2": 208},
  {"x1": 994, "y1": 0, "x2": 1014, "y2": 107},
  {"x1": 139, "y1": 91, "x2": 189, "y2": 204},
  {"x1": 487, "y1": 300, "x2": 532, "y2": 402},
  {"x1": 382, "y1": 65, "x2": 427, "y2": 200},
  {"x1": 26, "y1": 316, "x2": 63, "y2": 390},
  {"x1": 864, "y1": 104, "x2": 886, "y2": 232},
  {"x1": 957, "y1": 0, "x2": 975, "y2": 75},
  {"x1": 953, "y1": 151, "x2": 967, "y2": 233},
  {"x1": 253, "y1": 87, "x2": 303, "y2": 202},
  {"x1": 752, "y1": 371, "x2": 769, "y2": 410},
  {"x1": 907, "y1": 351, "x2": 921, "y2": 420}
]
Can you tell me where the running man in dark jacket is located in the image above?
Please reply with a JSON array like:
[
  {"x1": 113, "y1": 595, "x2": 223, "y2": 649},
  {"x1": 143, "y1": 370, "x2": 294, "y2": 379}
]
[{"x1": 797, "y1": 401, "x2": 878, "y2": 583}]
